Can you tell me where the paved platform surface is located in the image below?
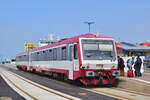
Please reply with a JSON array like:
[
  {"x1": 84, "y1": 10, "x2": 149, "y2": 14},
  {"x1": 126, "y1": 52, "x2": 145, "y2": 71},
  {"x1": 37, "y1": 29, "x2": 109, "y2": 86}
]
[
  {"x1": 124, "y1": 72, "x2": 150, "y2": 84},
  {"x1": 118, "y1": 72, "x2": 150, "y2": 94},
  {"x1": 0, "y1": 76, "x2": 25, "y2": 100},
  {"x1": 137, "y1": 72, "x2": 150, "y2": 82}
]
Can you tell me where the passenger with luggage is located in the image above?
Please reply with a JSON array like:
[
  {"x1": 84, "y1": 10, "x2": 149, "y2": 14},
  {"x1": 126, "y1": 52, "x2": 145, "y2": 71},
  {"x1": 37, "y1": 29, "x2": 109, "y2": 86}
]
[
  {"x1": 127, "y1": 57, "x2": 135, "y2": 77},
  {"x1": 127, "y1": 56, "x2": 135, "y2": 69},
  {"x1": 134, "y1": 56, "x2": 142, "y2": 77},
  {"x1": 117, "y1": 56, "x2": 125, "y2": 76}
]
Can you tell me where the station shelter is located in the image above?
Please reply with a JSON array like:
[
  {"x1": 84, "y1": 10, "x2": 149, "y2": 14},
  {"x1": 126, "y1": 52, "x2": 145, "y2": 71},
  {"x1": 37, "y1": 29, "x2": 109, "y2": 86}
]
[
  {"x1": 139, "y1": 42, "x2": 150, "y2": 69},
  {"x1": 115, "y1": 42, "x2": 150, "y2": 72}
]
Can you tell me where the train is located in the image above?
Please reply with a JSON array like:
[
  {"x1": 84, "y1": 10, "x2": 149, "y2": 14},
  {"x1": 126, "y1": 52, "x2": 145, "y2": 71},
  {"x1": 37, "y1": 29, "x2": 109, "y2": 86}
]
[{"x1": 16, "y1": 34, "x2": 119, "y2": 85}]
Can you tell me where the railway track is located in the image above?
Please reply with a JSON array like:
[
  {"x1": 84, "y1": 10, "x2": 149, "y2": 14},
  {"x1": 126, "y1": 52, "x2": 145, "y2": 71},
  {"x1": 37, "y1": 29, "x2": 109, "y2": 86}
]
[
  {"x1": 85, "y1": 87, "x2": 150, "y2": 100},
  {"x1": 0, "y1": 70, "x2": 81, "y2": 100}
]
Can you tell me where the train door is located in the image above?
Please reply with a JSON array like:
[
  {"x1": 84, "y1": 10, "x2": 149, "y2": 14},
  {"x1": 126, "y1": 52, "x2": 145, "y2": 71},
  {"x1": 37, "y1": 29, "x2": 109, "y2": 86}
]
[
  {"x1": 68, "y1": 44, "x2": 79, "y2": 80},
  {"x1": 69, "y1": 45, "x2": 74, "y2": 80}
]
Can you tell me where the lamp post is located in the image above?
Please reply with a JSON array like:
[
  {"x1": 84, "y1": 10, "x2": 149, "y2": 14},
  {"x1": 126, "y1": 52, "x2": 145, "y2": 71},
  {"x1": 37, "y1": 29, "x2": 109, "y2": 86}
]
[{"x1": 84, "y1": 21, "x2": 95, "y2": 33}]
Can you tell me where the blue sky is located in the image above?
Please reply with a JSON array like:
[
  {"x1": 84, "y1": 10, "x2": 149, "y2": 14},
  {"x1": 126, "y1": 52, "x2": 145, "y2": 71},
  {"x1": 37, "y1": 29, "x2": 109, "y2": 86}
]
[{"x1": 0, "y1": 0, "x2": 150, "y2": 59}]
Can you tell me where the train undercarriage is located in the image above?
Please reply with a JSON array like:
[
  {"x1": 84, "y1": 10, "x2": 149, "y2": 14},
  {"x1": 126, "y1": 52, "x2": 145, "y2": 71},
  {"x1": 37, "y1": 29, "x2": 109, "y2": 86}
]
[{"x1": 16, "y1": 65, "x2": 119, "y2": 86}]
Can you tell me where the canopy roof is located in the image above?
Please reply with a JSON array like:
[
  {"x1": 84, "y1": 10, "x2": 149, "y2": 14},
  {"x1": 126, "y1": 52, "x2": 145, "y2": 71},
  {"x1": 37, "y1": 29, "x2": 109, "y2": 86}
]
[{"x1": 117, "y1": 42, "x2": 150, "y2": 51}]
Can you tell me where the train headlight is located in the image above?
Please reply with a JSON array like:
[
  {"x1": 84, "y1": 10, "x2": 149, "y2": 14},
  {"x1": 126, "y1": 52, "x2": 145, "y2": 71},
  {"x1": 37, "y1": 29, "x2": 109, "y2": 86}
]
[
  {"x1": 86, "y1": 71, "x2": 95, "y2": 77},
  {"x1": 112, "y1": 71, "x2": 120, "y2": 77}
]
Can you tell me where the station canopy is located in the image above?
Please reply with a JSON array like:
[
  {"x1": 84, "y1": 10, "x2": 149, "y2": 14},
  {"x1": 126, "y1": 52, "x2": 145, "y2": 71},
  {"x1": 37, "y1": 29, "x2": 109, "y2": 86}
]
[{"x1": 117, "y1": 42, "x2": 150, "y2": 51}]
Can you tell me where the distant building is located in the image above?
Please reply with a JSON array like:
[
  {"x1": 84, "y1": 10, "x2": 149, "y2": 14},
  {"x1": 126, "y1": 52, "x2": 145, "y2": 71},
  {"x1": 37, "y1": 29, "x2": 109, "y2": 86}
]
[
  {"x1": 139, "y1": 42, "x2": 150, "y2": 47},
  {"x1": 38, "y1": 34, "x2": 58, "y2": 47},
  {"x1": 38, "y1": 40, "x2": 57, "y2": 47},
  {"x1": 139, "y1": 42, "x2": 150, "y2": 68}
]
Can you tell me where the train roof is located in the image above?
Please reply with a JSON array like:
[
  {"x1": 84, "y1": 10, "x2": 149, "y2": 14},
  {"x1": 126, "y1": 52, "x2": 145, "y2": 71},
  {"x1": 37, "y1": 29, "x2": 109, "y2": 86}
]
[{"x1": 16, "y1": 33, "x2": 113, "y2": 56}]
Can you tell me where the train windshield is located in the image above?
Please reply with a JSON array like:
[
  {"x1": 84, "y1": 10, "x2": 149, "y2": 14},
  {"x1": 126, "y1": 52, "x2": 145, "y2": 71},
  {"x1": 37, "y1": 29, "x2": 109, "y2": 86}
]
[{"x1": 81, "y1": 39, "x2": 116, "y2": 60}]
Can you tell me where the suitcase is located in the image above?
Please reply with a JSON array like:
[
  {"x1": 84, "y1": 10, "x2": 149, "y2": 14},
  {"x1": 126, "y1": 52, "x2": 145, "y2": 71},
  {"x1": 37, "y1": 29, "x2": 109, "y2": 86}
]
[{"x1": 127, "y1": 69, "x2": 134, "y2": 77}]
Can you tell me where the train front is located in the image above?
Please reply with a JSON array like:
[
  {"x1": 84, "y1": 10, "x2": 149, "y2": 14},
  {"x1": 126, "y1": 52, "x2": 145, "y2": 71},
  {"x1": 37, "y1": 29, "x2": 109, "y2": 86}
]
[{"x1": 78, "y1": 38, "x2": 119, "y2": 85}]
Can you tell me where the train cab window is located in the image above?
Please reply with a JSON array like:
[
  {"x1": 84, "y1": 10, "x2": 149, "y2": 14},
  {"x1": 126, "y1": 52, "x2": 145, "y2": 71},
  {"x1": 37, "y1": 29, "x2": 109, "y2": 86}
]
[{"x1": 82, "y1": 39, "x2": 115, "y2": 60}]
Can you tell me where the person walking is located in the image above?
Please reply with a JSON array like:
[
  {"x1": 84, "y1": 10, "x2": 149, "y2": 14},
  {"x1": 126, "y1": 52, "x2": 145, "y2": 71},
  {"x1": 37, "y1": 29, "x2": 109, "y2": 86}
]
[
  {"x1": 134, "y1": 56, "x2": 142, "y2": 77},
  {"x1": 118, "y1": 56, "x2": 125, "y2": 76}
]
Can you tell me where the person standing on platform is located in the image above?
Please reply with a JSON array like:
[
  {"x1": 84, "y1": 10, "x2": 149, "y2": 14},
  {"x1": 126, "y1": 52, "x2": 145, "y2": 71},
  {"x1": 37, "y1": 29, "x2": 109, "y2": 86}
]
[
  {"x1": 117, "y1": 56, "x2": 125, "y2": 76},
  {"x1": 134, "y1": 56, "x2": 142, "y2": 77},
  {"x1": 127, "y1": 56, "x2": 135, "y2": 69}
]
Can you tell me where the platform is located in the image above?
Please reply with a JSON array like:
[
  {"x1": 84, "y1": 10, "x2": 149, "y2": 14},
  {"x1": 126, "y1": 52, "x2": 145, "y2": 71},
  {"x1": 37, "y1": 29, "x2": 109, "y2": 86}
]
[
  {"x1": 0, "y1": 76, "x2": 25, "y2": 100},
  {"x1": 118, "y1": 72, "x2": 150, "y2": 94}
]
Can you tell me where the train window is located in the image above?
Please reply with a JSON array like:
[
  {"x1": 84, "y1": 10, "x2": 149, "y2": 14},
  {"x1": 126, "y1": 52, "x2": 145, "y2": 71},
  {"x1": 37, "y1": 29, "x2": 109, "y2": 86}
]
[
  {"x1": 31, "y1": 53, "x2": 35, "y2": 61},
  {"x1": 41, "y1": 50, "x2": 46, "y2": 61},
  {"x1": 22, "y1": 56, "x2": 24, "y2": 61},
  {"x1": 62, "y1": 46, "x2": 67, "y2": 60},
  {"x1": 26, "y1": 55, "x2": 29, "y2": 61},
  {"x1": 19, "y1": 56, "x2": 21, "y2": 61},
  {"x1": 41, "y1": 51, "x2": 43, "y2": 61},
  {"x1": 53, "y1": 48, "x2": 57, "y2": 60},
  {"x1": 35, "y1": 52, "x2": 38, "y2": 61},
  {"x1": 69, "y1": 46, "x2": 73, "y2": 60},
  {"x1": 49, "y1": 49, "x2": 52, "y2": 52},
  {"x1": 74, "y1": 45, "x2": 78, "y2": 59},
  {"x1": 16, "y1": 56, "x2": 18, "y2": 61},
  {"x1": 17, "y1": 56, "x2": 19, "y2": 61},
  {"x1": 37, "y1": 52, "x2": 41, "y2": 61},
  {"x1": 45, "y1": 50, "x2": 49, "y2": 61},
  {"x1": 56, "y1": 47, "x2": 61, "y2": 60},
  {"x1": 49, "y1": 49, "x2": 53, "y2": 60}
]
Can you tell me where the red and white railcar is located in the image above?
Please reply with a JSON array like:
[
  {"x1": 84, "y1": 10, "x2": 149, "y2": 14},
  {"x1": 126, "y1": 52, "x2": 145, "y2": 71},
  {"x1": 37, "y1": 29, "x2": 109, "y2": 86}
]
[{"x1": 16, "y1": 34, "x2": 119, "y2": 85}]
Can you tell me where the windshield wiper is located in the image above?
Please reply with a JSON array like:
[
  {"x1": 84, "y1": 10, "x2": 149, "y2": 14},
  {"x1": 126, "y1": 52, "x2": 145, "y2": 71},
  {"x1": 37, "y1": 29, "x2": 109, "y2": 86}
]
[{"x1": 85, "y1": 53, "x2": 98, "y2": 57}]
